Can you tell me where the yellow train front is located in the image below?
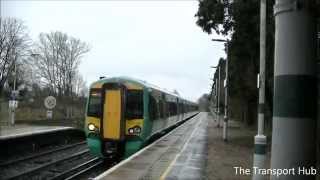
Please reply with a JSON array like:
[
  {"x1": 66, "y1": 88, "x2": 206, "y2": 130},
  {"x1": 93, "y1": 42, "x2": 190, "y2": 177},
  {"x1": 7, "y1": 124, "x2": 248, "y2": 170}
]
[{"x1": 85, "y1": 76, "x2": 198, "y2": 159}]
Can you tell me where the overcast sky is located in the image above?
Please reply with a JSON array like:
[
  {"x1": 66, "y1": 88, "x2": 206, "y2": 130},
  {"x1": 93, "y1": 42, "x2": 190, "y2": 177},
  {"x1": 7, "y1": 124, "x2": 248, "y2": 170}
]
[{"x1": 1, "y1": 0, "x2": 225, "y2": 102}]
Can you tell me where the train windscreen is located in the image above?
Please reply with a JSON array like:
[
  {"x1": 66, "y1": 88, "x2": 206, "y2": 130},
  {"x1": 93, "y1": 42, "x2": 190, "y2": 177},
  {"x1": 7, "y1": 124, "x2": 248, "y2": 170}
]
[
  {"x1": 126, "y1": 90, "x2": 143, "y2": 119},
  {"x1": 87, "y1": 90, "x2": 102, "y2": 117}
]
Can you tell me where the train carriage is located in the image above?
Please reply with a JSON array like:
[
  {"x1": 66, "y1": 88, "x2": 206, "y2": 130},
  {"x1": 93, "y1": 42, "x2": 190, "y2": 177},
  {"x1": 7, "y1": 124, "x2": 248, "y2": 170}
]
[{"x1": 85, "y1": 76, "x2": 198, "y2": 159}]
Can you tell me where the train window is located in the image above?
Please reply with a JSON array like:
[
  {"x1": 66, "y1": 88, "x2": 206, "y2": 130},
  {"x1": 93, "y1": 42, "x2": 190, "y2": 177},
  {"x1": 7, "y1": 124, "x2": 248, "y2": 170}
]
[
  {"x1": 174, "y1": 102, "x2": 177, "y2": 115},
  {"x1": 126, "y1": 90, "x2": 143, "y2": 119},
  {"x1": 164, "y1": 100, "x2": 169, "y2": 117},
  {"x1": 181, "y1": 103, "x2": 186, "y2": 113},
  {"x1": 149, "y1": 95, "x2": 158, "y2": 120},
  {"x1": 87, "y1": 90, "x2": 102, "y2": 117},
  {"x1": 178, "y1": 102, "x2": 182, "y2": 114},
  {"x1": 159, "y1": 99, "x2": 164, "y2": 118},
  {"x1": 168, "y1": 102, "x2": 172, "y2": 116},
  {"x1": 169, "y1": 102, "x2": 177, "y2": 116}
]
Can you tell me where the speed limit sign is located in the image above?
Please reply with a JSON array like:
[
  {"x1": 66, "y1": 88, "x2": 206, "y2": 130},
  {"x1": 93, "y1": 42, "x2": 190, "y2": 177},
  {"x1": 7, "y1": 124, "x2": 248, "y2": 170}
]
[{"x1": 44, "y1": 96, "x2": 56, "y2": 109}]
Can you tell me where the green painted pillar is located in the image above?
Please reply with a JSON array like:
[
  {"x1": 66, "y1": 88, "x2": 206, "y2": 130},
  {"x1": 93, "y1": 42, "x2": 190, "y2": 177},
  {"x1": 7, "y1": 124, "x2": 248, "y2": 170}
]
[{"x1": 271, "y1": 0, "x2": 317, "y2": 179}]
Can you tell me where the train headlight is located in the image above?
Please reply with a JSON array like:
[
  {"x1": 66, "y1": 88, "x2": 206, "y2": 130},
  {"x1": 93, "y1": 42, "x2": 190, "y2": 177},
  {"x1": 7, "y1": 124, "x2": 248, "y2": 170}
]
[
  {"x1": 128, "y1": 126, "x2": 142, "y2": 135},
  {"x1": 134, "y1": 127, "x2": 141, "y2": 133},
  {"x1": 88, "y1": 123, "x2": 96, "y2": 131}
]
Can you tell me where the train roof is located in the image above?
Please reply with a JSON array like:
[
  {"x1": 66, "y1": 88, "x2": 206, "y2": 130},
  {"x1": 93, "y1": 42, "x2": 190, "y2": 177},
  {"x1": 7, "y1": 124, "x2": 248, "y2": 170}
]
[{"x1": 90, "y1": 76, "x2": 196, "y2": 105}]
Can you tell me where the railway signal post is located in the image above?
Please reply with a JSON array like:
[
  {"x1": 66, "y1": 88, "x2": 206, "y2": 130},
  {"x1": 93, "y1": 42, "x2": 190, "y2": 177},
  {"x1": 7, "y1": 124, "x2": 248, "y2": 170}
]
[{"x1": 271, "y1": 0, "x2": 317, "y2": 179}]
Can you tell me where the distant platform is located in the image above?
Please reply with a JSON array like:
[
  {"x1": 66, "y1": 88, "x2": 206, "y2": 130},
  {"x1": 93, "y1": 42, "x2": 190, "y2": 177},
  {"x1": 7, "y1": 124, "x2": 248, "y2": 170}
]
[
  {"x1": 0, "y1": 125, "x2": 74, "y2": 141},
  {"x1": 95, "y1": 112, "x2": 208, "y2": 180}
]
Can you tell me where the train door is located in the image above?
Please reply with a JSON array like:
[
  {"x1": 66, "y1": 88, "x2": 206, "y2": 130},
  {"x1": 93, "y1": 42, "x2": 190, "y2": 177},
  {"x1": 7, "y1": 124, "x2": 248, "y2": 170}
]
[{"x1": 102, "y1": 84, "x2": 125, "y2": 141}]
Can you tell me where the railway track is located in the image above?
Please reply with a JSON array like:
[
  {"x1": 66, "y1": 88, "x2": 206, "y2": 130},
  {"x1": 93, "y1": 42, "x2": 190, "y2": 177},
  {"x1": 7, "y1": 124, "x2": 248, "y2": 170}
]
[
  {"x1": 0, "y1": 141, "x2": 98, "y2": 180},
  {"x1": 1, "y1": 115, "x2": 199, "y2": 180},
  {"x1": 6, "y1": 150, "x2": 91, "y2": 179},
  {"x1": 54, "y1": 158, "x2": 105, "y2": 180},
  {"x1": 0, "y1": 141, "x2": 87, "y2": 167}
]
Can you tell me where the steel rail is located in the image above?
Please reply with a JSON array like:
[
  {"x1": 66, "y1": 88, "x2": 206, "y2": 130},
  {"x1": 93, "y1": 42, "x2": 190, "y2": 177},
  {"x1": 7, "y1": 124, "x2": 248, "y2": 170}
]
[
  {"x1": 4, "y1": 149, "x2": 90, "y2": 180},
  {"x1": 0, "y1": 141, "x2": 86, "y2": 167},
  {"x1": 64, "y1": 159, "x2": 104, "y2": 180}
]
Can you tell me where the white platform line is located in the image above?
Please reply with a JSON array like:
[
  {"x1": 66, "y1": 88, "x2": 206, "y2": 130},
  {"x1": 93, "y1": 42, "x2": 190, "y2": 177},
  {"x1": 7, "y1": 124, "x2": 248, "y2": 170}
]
[{"x1": 160, "y1": 114, "x2": 203, "y2": 180}]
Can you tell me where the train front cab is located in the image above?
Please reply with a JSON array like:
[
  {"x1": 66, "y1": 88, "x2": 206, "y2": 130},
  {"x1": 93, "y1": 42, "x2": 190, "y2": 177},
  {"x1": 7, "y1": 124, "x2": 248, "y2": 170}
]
[{"x1": 86, "y1": 82, "x2": 145, "y2": 158}]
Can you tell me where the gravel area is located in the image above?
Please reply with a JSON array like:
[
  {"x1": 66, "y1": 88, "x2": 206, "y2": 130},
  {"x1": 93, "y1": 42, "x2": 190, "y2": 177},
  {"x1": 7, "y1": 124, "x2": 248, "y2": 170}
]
[{"x1": 205, "y1": 113, "x2": 271, "y2": 180}]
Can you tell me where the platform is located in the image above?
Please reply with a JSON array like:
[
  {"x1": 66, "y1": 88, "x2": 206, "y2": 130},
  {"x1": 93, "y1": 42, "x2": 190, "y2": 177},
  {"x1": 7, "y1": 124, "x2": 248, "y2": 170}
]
[
  {"x1": 0, "y1": 125, "x2": 74, "y2": 140},
  {"x1": 95, "y1": 112, "x2": 208, "y2": 180}
]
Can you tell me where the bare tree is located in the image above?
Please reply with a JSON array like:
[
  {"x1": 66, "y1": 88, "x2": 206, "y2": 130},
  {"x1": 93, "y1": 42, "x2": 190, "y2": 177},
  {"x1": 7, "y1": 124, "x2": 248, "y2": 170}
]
[
  {"x1": 32, "y1": 31, "x2": 90, "y2": 97},
  {"x1": 0, "y1": 17, "x2": 30, "y2": 95},
  {"x1": 198, "y1": 94, "x2": 209, "y2": 112},
  {"x1": 73, "y1": 71, "x2": 88, "y2": 97}
]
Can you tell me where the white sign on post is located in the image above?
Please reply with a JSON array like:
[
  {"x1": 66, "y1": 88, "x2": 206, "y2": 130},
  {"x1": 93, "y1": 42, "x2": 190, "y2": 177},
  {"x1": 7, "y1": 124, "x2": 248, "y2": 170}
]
[
  {"x1": 46, "y1": 110, "x2": 53, "y2": 119},
  {"x1": 9, "y1": 100, "x2": 18, "y2": 109},
  {"x1": 44, "y1": 96, "x2": 56, "y2": 109},
  {"x1": 44, "y1": 96, "x2": 56, "y2": 119}
]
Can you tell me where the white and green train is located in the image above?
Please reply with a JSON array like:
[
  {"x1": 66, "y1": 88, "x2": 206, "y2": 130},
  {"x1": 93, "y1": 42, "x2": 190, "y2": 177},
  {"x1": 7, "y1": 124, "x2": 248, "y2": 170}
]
[{"x1": 85, "y1": 76, "x2": 198, "y2": 159}]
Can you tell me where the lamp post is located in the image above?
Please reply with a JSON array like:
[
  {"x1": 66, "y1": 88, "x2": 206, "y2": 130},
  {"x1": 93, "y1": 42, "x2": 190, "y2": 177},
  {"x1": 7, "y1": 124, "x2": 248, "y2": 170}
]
[
  {"x1": 252, "y1": 0, "x2": 267, "y2": 179},
  {"x1": 211, "y1": 65, "x2": 220, "y2": 126},
  {"x1": 209, "y1": 79, "x2": 214, "y2": 100},
  {"x1": 209, "y1": 78, "x2": 216, "y2": 114},
  {"x1": 212, "y1": 38, "x2": 229, "y2": 141}
]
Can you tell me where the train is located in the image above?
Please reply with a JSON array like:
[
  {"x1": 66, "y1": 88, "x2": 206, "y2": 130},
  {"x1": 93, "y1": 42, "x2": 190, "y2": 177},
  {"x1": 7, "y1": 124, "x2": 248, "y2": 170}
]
[{"x1": 85, "y1": 76, "x2": 198, "y2": 159}]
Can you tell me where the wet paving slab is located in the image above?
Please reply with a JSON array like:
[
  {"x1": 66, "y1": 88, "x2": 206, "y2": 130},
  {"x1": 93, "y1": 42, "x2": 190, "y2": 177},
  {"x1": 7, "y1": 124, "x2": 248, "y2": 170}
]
[{"x1": 95, "y1": 112, "x2": 208, "y2": 180}]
